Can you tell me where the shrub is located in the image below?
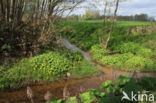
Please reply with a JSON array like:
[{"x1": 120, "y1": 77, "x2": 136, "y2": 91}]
[{"x1": 114, "y1": 42, "x2": 141, "y2": 54}]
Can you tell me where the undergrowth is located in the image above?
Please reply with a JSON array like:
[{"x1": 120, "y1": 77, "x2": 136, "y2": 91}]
[{"x1": 0, "y1": 51, "x2": 98, "y2": 89}]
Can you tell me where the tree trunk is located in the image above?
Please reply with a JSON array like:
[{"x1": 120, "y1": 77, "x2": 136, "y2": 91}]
[{"x1": 105, "y1": 0, "x2": 120, "y2": 49}]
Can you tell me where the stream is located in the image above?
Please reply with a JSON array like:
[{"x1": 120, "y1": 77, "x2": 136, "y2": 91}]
[{"x1": 0, "y1": 38, "x2": 156, "y2": 103}]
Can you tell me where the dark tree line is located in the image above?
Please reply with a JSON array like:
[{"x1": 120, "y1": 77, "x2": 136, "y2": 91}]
[
  {"x1": 66, "y1": 13, "x2": 155, "y2": 22},
  {"x1": 117, "y1": 14, "x2": 155, "y2": 22}
]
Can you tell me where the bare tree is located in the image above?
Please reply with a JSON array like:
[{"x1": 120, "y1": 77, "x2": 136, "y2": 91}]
[
  {"x1": 0, "y1": 0, "x2": 84, "y2": 57},
  {"x1": 105, "y1": 0, "x2": 120, "y2": 49}
]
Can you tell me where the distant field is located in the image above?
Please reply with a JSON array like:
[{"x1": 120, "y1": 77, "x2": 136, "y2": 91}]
[
  {"x1": 74, "y1": 20, "x2": 153, "y2": 27},
  {"x1": 117, "y1": 21, "x2": 152, "y2": 26}
]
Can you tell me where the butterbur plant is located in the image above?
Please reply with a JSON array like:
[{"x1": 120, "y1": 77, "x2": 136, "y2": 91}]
[
  {"x1": 30, "y1": 52, "x2": 72, "y2": 77},
  {"x1": 113, "y1": 42, "x2": 141, "y2": 54},
  {"x1": 136, "y1": 48, "x2": 154, "y2": 58},
  {"x1": 124, "y1": 56, "x2": 154, "y2": 71},
  {"x1": 91, "y1": 44, "x2": 108, "y2": 60}
]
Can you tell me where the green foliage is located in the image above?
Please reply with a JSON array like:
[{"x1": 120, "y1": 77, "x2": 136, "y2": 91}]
[
  {"x1": 99, "y1": 53, "x2": 134, "y2": 69},
  {"x1": 91, "y1": 44, "x2": 108, "y2": 61},
  {"x1": 79, "y1": 90, "x2": 96, "y2": 103},
  {"x1": 64, "y1": 50, "x2": 99, "y2": 77},
  {"x1": 96, "y1": 76, "x2": 154, "y2": 103},
  {"x1": 1, "y1": 44, "x2": 11, "y2": 51},
  {"x1": 138, "y1": 77, "x2": 156, "y2": 91},
  {"x1": 49, "y1": 99, "x2": 64, "y2": 103},
  {"x1": 113, "y1": 42, "x2": 155, "y2": 58},
  {"x1": 70, "y1": 60, "x2": 99, "y2": 78},
  {"x1": 100, "y1": 80, "x2": 113, "y2": 88},
  {"x1": 91, "y1": 41, "x2": 155, "y2": 71},
  {"x1": 91, "y1": 45, "x2": 155, "y2": 71},
  {"x1": 0, "y1": 50, "x2": 99, "y2": 89},
  {"x1": 136, "y1": 48, "x2": 154, "y2": 58},
  {"x1": 0, "y1": 66, "x2": 5, "y2": 77},
  {"x1": 0, "y1": 66, "x2": 6, "y2": 89},
  {"x1": 30, "y1": 52, "x2": 72, "y2": 77},
  {"x1": 5, "y1": 59, "x2": 34, "y2": 88},
  {"x1": 0, "y1": 52, "x2": 73, "y2": 89},
  {"x1": 113, "y1": 42, "x2": 141, "y2": 54},
  {"x1": 59, "y1": 21, "x2": 155, "y2": 72},
  {"x1": 143, "y1": 33, "x2": 156, "y2": 50},
  {"x1": 124, "y1": 56, "x2": 154, "y2": 71},
  {"x1": 47, "y1": 76, "x2": 156, "y2": 103},
  {"x1": 65, "y1": 97, "x2": 78, "y2": 103},
  {"x1": 117, "y1": 75, "x2": 131, "y2": 86},
  {"x1": 64, "y1": 51, "x2": 83, "y2": 62},
  {"x1": 58, "y1": 21, "x2": 101, "y2": 50}
]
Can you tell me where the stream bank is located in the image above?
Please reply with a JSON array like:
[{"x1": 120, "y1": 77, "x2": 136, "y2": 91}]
[{"x1": 0, "y1": 38, "x2": 155, "y2": 103}]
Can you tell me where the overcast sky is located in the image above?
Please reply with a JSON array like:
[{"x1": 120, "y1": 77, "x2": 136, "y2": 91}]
[{"x1": 72, "y1": 0, "x2": 156, "y2": 19}]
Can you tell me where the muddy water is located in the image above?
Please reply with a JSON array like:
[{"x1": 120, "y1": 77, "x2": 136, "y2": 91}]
[
  {"x1": 0, "y1": 38, "x2": 156, "y2": 103},
  {"x1": 0, "y1": 73, "x2": 105, "y2": 103},
  {"x1": 0, "y1": 63, "x2": 156, "y2": 103}
]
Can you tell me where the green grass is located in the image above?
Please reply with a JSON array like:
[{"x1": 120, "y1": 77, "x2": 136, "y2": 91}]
[
  {"x1": 58, "y1": 20, "x2": 154, "y2": 51},
  {"x1": 117, "y1": 21, "x2": 152, "y2": 27},
  {"x1": 58, "y1": 21, "x2": 101, "y2": 50},
  {"x1": 67, "y1": 20, "x2": 152, "y2": 27}
]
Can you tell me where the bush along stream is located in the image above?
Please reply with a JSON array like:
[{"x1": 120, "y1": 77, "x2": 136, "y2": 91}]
[{"x1": 0, "y1": 38, "x2": 156, "y2": 103}]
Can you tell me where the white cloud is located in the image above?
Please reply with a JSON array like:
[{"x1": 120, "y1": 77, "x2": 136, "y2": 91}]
[
  {"x1": 71, "y1": 0, "x2": 156, "y2": 18},
  {"x1": 118, "y1": 0, "x2": 156, "y2": 17}
]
